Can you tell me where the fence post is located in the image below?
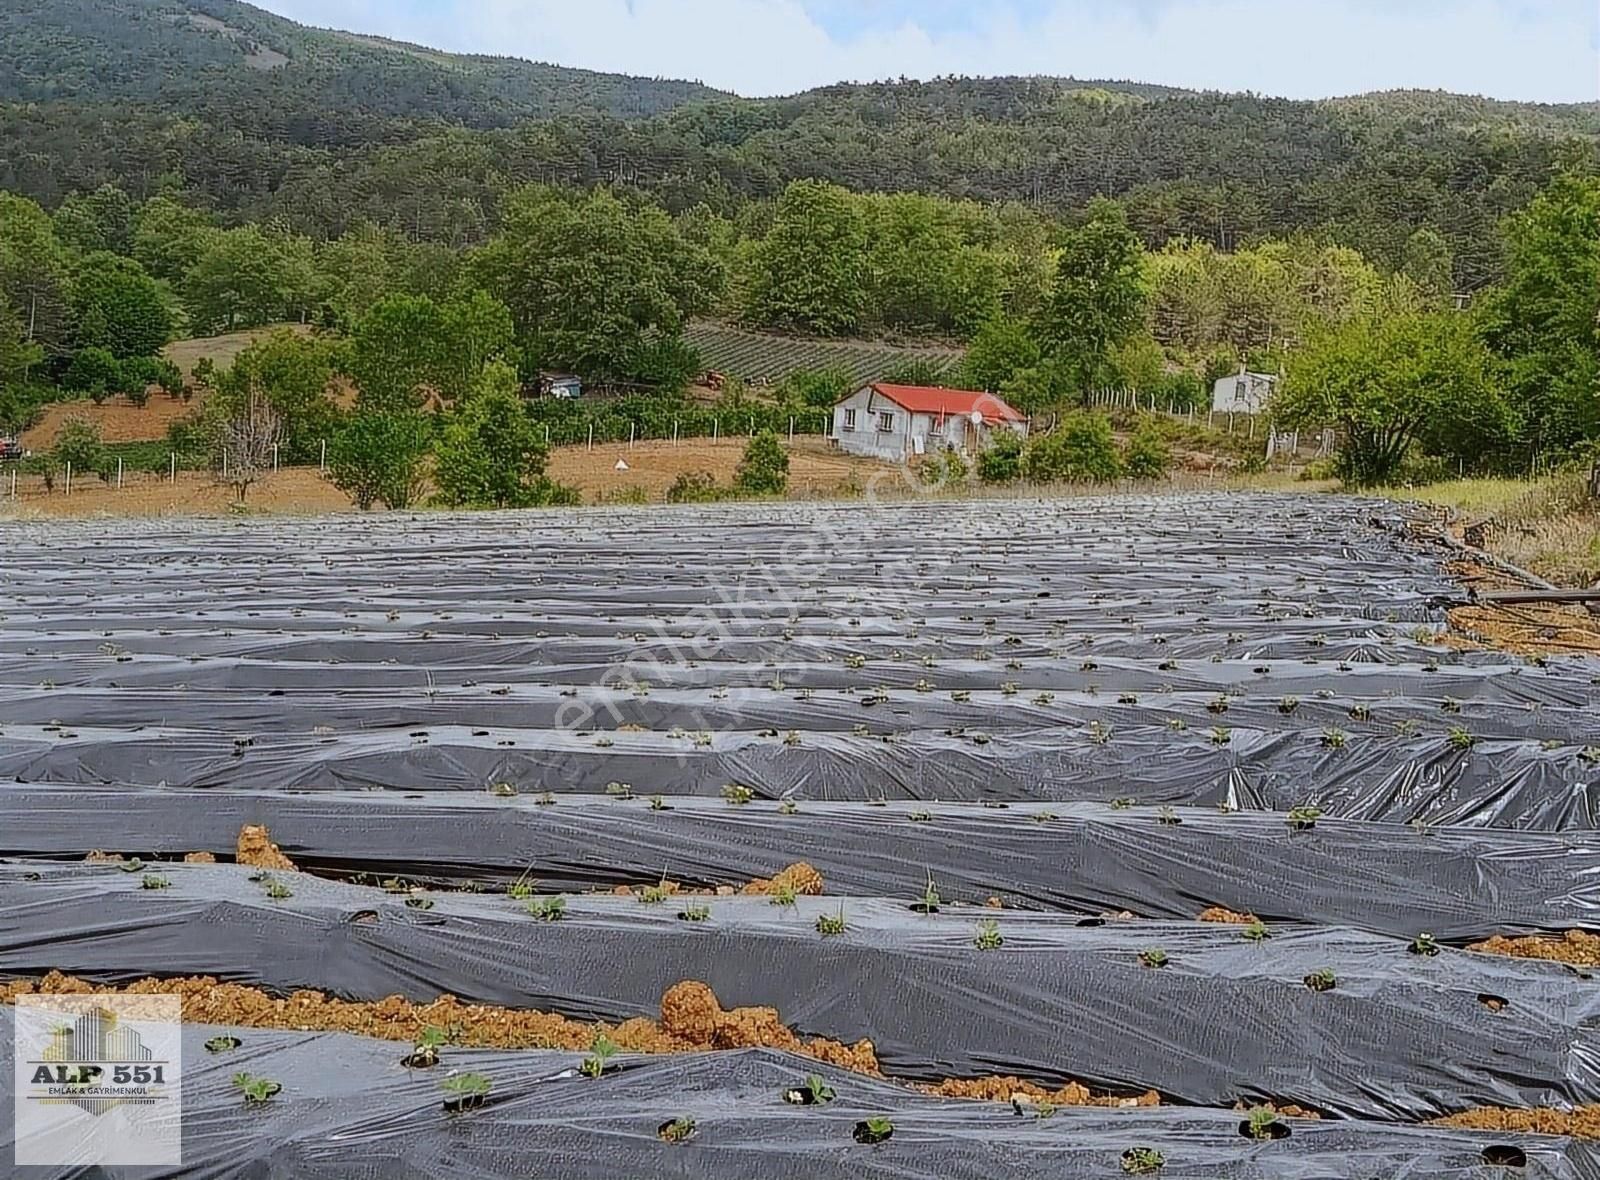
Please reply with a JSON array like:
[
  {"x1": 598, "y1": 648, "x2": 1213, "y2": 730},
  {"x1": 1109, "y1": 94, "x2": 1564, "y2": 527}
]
[
  {"x1": 65, "y1": 461, "x2": 71, "y2": 496},
  {"x1": 587, "y1": 423, "x2": 594, "y2": 451},
  {"x1": 544, "y1": 424, "x2": 549, "y2": 446},
  {"x1": 629, "y1": 421, "x2": 635, "y2": 449},
  {"x1": 170, "y1": 452, "x2": 176, "y2": 483},
  {"x1": 749, "y1": 416, "x2": 755, "y2": 436},
  {"x1": 223, "y1": 451, "x2": 229, "y2": 479},
  {"x1": 320, "y1": 439, "x2": 327, "y2": 473},
  {"x1": 788, "y1": 416, "x2": 794, "y2": 443},
  {"x1": 10, "y1": 468, "x2": 16, "y2": 497},
  {"x1": 116, "y1": 457, "x2": 123, "y2": 489},
  {"x1": 673, "y1": 420, "x2": 679, "y2": 446},
  {"x1": 713, "y1": 418, "x2": 719, "y2": 442},
  {"x1": 272, "y1": 443, "x2": 280, "y2": 471}
]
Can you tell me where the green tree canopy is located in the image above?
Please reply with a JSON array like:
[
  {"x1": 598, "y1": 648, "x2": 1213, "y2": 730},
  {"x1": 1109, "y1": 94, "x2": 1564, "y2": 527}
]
[
  {"x1": 52, "y1": 184, "x2": 135, "y2": 256},
  {"x1": 434, "y1": 359, "x2": 579, "y2": 508},
  {"x1": 734, "y1": 429, "x2": 789, "y2": 495},
  {"x1": 1020, "y1": 412, "x2": 1123, "y2": 482},
  {"x1": 1039, "y1": 201, "x2": 1149, "y2": 390},
  {"x1": 1276, "y1": 311, "x2": 1513, "y2": 484},
  {"x1": 72, "y1": 251, "x2": 171, "y2": 359},
  {"x1": 211, "y1": 330, "x2": 343, "y2": 464},
  {"x1": 0, "y1": 193, "x2": 73, "y2": 359},
  {"x1": 131, "y1": 194, "x2": 218, "y2": 286},
  {"x1": 327, "y1": 409, "x2": 432, "y2": 510},
  {"x1": 740, "y1": 180, "x2": 868, "y2": 337}
]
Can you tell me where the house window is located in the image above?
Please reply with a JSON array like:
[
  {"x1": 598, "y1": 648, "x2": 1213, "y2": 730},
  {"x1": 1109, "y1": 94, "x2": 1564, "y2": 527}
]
[
  {"x1": 843, "y1": 408, "x2": 857, "y2": 431},
  {"x1": 877, "y1": 411, "x2": 895, "y2": 433}
]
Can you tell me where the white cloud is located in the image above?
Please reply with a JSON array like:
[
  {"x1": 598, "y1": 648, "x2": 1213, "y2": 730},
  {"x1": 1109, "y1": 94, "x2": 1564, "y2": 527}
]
[{"x1": 257, "y1": 0, "x2": 1600, "y2": 103}]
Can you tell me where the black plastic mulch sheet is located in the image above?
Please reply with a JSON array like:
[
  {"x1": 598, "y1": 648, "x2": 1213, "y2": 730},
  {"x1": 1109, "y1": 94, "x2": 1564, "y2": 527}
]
[
  {"x1": 3, "y1": 862, "x2": 1597, "y2": 1122},
  {"x1": 1, "y1": 496, "x2": 1597, "y2": 827},
  {"x1": 3, "y1": 789, "x2": 1597, "y2": 942},
  {"x1": 0, "y1": 1014, "x2": 1588, "y2": 1180}
]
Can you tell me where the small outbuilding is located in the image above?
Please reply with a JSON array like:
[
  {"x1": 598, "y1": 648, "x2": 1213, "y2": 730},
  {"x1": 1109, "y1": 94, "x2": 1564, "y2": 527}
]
[
  {"x1": 1212, "y1": 370, "x2": 1278, "y2": 413},
  {"x1": 536, "y1": 372, "x2": 583, "y2": 399},
  {"x1": 830, "y1": 383, "x2": 1029, "y2": 463}
]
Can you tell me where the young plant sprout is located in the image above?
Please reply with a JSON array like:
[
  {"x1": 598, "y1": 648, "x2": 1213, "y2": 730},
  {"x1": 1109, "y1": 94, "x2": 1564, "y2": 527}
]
[
  {"x1": 912, "y1": 874, "x2": 941, "y2": 914},
  {"x1": 815, "y1": 904, "x2": 848, "y2": 937},
  {"x1": 1241, "y1": 919, "x2": 1270, "y2": 942},
  {"x1": 649, "y1": 795, "x2": 669, "y2": 811},
  {"x1": 638, "y1": 877, "x2": 671, "y2": 905},
  {"x1": 852, "y1": 1116, "x2": 894, "y2": 1145},
  {"x1": 204, "y1": 1035, "x2": 241, "y2": 1053},
  {"x1": 1121, "y1": 1147, "x2": 1166, "y2": 1174},
  {"x1": 778, "y1": 799, "x2": 799, "y2": 815},
  {"x1": 534, "y1": 792, "x2": 557, "y2": 806},
  {"x1": 604, "y1": 781, "x2": 633, "y2": 800},
  {"x1": 1088, "y1": 720, "x2": 1112, "y2": 744},
  {"x1": 140, "y1": 873, "x2": 170, "y2": 890},
  {"x1": 507, "y1": 868, "x2": 538, "y2": 900},
  {"x1": 1304, "y1": 969, "x2": 1337, "y2": 992},
  {"x1": 439, "y1": 1072, "x2": 492, "y2": 1113},
  {"x1": 677, "y1": 903, "x2": 711, "y2": 922},
  {"x1": 1156, "y1": 807, "x2": 1181, "y2": 825},
  {"x1": 783, "y1": 1074, "x2": 837, "y2": 1105},
  {"x1": 769, "y1": 883, "x2": 798, "y2": 907},
  {"x1": 117, "y1": 858, "x2": 147, "y2": 873},
  {"x1": 1410, "y1": 932, "x2": 1441, "y2": 956},
  {"x1": 1110, "y1": 797, "x2": 1134, "y2": 810},
  {"x1": 580, "y1": 1032, "x2": 618, "y2": 1078},
  {"x1": 1319, "y1": 727, "x2": 1347, "y2": 749},
  {"x1": 1286, "y1": 805, "x2": 1322, "y2": 831},
  {"x1": 263, "y1": 878, "x2": 292, "y2": 900},
  {"x1": 233, "y1": 1072, "x2": 282, "y2": 1104},
  {"x1": 974, "y1": 920, "x2": 1003, "y2": 950},
  {"x1": 527, "y1": 895, "x2": 566, "y2": 922},
  {"x1": 488, "y1": 781, "x2": 516, "y2": 798},
  {"x1": 657, "y1": 1117, "x2": 696, "y2": 1143},
  {"x1": 406, "y1": 1025, "x2": 449, "y2": 1067},
  {"x1": 1447, "y1": 726, "x2": 1476, "y2": 750},
  {"x1": 1206, "y1": 695, "x2": 1229, "y2": 715},
  {"x1": 721, "y1": 783, "x2": 754, "y2": 806},
  {"x1": 404, "y1": 896, "x2": 434, "y2": 910},
  {"x1": 1242, "y1": 1105, "x2": 1289, "y2": 1140},
  {"x1": 1139, "y1": 948, "x2": 1169, "y2": 969},
  {"x1": 1209, "y1": 726, "x2": 1232, "y2": 745},
  {"x1": 1277, "y1": 697, "x2": 1300, "y2": 714}
]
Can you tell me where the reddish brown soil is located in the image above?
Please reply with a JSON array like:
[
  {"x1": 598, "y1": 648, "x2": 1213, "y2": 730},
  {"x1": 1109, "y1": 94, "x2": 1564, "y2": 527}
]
[
  {"x1": 0, "y1": 972, "x2": 877, "y2": 1075},
  {"x1": 1198, "y1": 906, "x2": 1258, "y2": 924},
  {"x1": 924, "y1": 1075, "x2": 1159, "y2": 1109},
  {"x1": 19, "y1": 393, "x2": 201, "y2": 450},
  {"x1": 1468, "y1": 930, "x2": 1600, "y2": 966},
  {"x1": 1440, "y1": 559, "x2": 1600, "y2": 658},
  {"x1": 741, "y1": 862, "x2": 825, "y2": 896},
  {"x1": 183, "y1": 852, "x2": 217, "y2": 864},
  {"x1": 1432, "y1": 1106, "x2": 1600, "y2": 1138},
  {"x1": 235, "y1": 825, "x2": 296, "y2": 871}
]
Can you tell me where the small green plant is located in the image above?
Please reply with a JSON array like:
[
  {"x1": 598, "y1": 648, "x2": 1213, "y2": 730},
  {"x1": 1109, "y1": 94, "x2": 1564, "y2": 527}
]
[
  {"x1": 1138, "y1": 948, "x2": 1169, "y2": 969},
  {"x1": 657, "y1": 1117, "x2": 696, "y2": 1143},
  {"x1": 1441, "y1": 696, "x2": 1462, "y2": 714},
  {"x1": 1206, "y1": 695, "x2": 1229, "y2": 715},
  {"x1": 233, "y1": 1072, "x2": 282, "y2": 1104},
  {"x1": 913, "y1": 874, "x2": 941, "y2": 913},
  {"x1": 721, "y1": 783, "x2": 754, "y2": 806},
  {"x1": 1088, "y1": 720, "x2": 1112, "y2": 744},
  {"x1": 1110, "y1": 797, "x2": 1134, "y2": 810},
  {"x1": 769, "y1": 883, "x2": 798, "y2": 907},
  {"x1": 488, "y1": 781, "x2": 516, "y2": 798},
  {"x1": 784, "y1": 1074, "x2": 836, "y2": 1105},
  {"x1": 140, "y1": 873, "x2": 171, "y2": 890},
  {"x1": 406, "y1": 1025, "x2": 449, "y2": 1067},
  {"x1": 1242, "y1": 1105, "x2": 1288, "y2": 1141},
  {"x1": 1447, "y1": 726, "x2": 1475, "y2": 750},
  {"x1": 908, "y1": 809, "x2": 933, "y2": 822},
  {"x1": 1319, "y1": 727, "x2": 1347, "y2": 749},
  {"x1": 604, "y1": 781, "x2": 633, "y2": 800},
  {"x1": 816, "y1": 904, "x2": 847, "y2": 936},
  {"x1": 507, "y1": 868, "x2": 537, "y2": 901},
  {"x1": 1209, "y1": 726, "x2": 1232, "y2": 745},
  {"x1": 580, "y1": 1032, "x2": 618, "y2": 1078},
  {"x1": 1286, "y1": 804, "x2": 1322, "y2": 831},
  {"x1": 1034, "y1": 810, "x2": 1056, "y2": 823},
  {"x1": 405, "y1": 896, "x2": 434, "y2": 910},
  {"x1": 440, "y1": 1071, "x2": 492, "y2": 1112},
  {"x1": 1276, "y1": 697, "x2": 1300, "y2": 714},
  {"x1": 117, "y1": 858, "x2": 147, "y2": 873},
  {"x1": 1121, "y1": 1147, "x2": 1166, "y2": 1174},
  {"x1": 1156, "y1": 806, "x2": 1181, "y2": 825},
  {"x1": 263, "y1": 878, "x2": 292, "y2": 900},
  {"x1": 204, "y1": 1035, "x2": 241, "y2": 1053},
  {"x1": 974, "y1": 920, "x2": 1003, "y2": 950},
  {"x1": 853, "y1": 1116, "x2": 894, "y2": 1145},
  {"x1": 1304, "y1": 969, "x2": 1337, "y2": 992},
  {"x1": 1241, "y1": 919, "x2": 1270, "y2": 942},
  {"x1": 649, "y1": 795, "x2": 669, "y2": 811},
  {"x1": 638, "y1": 877, "x2": 671, "y2": 905},
  {"x1": 677, "y1": 903, "x2": 711, "y2": 922},
  {"x1": 1410, "y1": 931, "x2": 1440, "y2": 956},
  {"x1": 534, "y1": 791, "x2": 557, "y2": 805},
  {"x1": 778, "y1": 799, "x2": 799, "y2": 815},
  {"x1": 527, "y1": 895, "x2": 566, "y2": 922}
]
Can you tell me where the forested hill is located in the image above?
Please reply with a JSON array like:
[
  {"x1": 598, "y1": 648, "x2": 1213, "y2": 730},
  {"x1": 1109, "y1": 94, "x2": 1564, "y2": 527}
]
[
  {"x1": 2, "y1": 0, "x2": 1598, "y2": 289},
  {"x1": 0, "y1": 0, "x2": 726, "y2": 123}
]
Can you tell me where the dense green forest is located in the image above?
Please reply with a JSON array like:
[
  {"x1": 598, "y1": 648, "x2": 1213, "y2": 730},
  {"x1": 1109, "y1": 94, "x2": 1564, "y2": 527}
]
[{"x1": 1, "y1": 0, "x2": 1597, "y2": 499}]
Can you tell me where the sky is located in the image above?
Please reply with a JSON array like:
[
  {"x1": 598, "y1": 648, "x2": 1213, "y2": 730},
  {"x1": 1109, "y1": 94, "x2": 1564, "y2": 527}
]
[{"x1": 254, "y1": 0, "x2": 1600, "y2": 103}]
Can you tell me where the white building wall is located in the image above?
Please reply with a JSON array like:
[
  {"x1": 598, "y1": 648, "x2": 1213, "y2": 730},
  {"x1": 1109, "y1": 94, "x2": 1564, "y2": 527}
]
[{"x1": 832, "y1": 387, "x2": 913, "y2": 461}]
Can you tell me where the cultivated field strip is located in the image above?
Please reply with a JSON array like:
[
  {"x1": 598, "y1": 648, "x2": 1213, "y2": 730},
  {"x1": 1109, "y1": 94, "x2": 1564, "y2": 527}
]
[
  {"x1": 2, "y1": 494, "x2": 1599, "y2": 1176},
  {"x1": 2, "y1": 1014, "x2": 1588, "y2": 1178}
]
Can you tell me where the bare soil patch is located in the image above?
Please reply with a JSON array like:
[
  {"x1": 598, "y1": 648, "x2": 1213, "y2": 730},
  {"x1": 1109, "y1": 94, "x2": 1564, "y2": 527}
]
[
  {"x1": 20, "y1": 393, "x2": 199, "y2": 450},
  {"x1": 1468, "y1": 930, "x2": 1600, "y2": 967}
]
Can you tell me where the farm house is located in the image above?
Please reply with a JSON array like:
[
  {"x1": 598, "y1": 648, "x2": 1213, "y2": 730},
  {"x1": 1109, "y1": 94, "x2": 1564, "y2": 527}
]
[
  {"x1": 1212, "y1": 369, "x2": 1278, "y2": 413},
  {"x1": 830, "y1": 383, "x2": 1028, "y2": 462}
]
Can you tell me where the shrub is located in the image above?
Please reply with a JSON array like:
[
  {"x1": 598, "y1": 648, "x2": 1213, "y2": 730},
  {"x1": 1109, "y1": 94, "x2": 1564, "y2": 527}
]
[
  {"x1": 921, "y1": 448, "x2": 968, "y2": 486},
  {"x1": 62, "y1": 347, "x2": 122, "y2": 401},
  {"x1": 434, "y1": 361, "x2": 579, "y2": 509},
  {"x1": 1122, "y1": 422, "x2": 1172, "y2": 480},
  {"x1": 977, "y1": 430, "x2": 1024, "y2": 483},
  {"x1": 734, "y1": 430, "x2": 789, "y2": 496},
  {"x1": 327, "y1": 411, "x2": 433, "y2": 510},
  {"x1": 1021, "y1": 412, "x2": 1122, "y2": 483},
  {"x1": 51, "y1": 417, "x2": 106, "y2": 476},
  {"x1": 666, "y1": 470, "x2": 722, "y2": 503}
]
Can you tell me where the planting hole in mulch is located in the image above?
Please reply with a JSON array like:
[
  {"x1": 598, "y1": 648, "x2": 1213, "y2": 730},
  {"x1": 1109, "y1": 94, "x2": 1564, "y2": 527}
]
[
  {"x1": 1076, "y1": 918, "x2": 1105, "y2": 928},
  {"x1": 1478, "y1": 993, "x2": 1509, "y2": 1012},
  {"x1": 908, "y1": 902, "x2": 940, "y2": 915},
  {"x1": 657, "y1": 1118, "x2": 696, "y2": 1143},
  {"x1": 203, "y1": 1036, "x2": 241, "y2": 1053},
  {"x1": 403, "y1": 1049, "x2": 440, "y2": 1069},
  {"x1": 442, "y1": 1094, "x2": 486, "y2": 1114},
  {"x1": 852, "y1": 1119, "x2": 894, "y2": 1145},
  {"x1": 348, "y1": 910, "x2": 379, "y2": 925},
  {"x1": 1481, "y1": 1145, "x2": 1527, "y2": 1168},
  {"x1": 1238, "y1": 1117, "x2": 1290, "y2": 1141}
]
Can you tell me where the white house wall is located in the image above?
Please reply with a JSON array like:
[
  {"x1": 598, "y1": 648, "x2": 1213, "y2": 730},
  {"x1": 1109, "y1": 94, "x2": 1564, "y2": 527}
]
[{"x1": 832, "y1": 388, "x2": 912, "y2": 461}]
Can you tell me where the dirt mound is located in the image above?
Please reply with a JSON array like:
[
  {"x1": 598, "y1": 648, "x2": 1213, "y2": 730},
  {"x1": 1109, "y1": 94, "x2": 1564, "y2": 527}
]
[
  {"x1": 924, "y1": 1075, "x2": 1159, "y2": 1109},
  {"x1": 0, "y1": 972, "x2": 877, "y2": 1075},
  {"x1": 1432, "y1": 1105, "x2": 1600, "y2": 1138},
  {"x1": 184, "y1": 852, "x2": 217, "y2": 864},
  {"x1": 236, "y1": 825, "x2": 296, "y2": 870},
  {"x1": 1197, "y1": 906, "x2": 1257, "y2": 924},
  {"x1": 741, "y1": 862, "x2": 825, "y2": 896},
  {"x1": 1468, "y1": 929, "x2": 1600, "y2": 966}
]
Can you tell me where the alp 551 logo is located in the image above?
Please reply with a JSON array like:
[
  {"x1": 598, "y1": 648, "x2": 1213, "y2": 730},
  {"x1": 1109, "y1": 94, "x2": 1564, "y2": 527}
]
[{"x1": 13, "y1": 994, "x2": 182, "y2": 1166}]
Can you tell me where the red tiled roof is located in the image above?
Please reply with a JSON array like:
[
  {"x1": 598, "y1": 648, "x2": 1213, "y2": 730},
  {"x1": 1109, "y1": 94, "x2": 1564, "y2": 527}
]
[{"x1": 865, "y1": 383, "x2": 1027, "y2": 424}]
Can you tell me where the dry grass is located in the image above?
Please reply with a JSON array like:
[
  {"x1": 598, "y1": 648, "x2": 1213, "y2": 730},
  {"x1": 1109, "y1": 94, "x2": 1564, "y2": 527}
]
[
  {"x1": 19, "y1": 393, "x2": 201, "y2": 450},
  {"x1": 163, "y1": 323, "x2": 313, "y2": 379}
]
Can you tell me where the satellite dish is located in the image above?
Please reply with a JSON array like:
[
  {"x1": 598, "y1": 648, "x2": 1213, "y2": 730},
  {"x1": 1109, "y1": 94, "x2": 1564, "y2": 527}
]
[
  {"x1": 969, "y1": 410, "x2": 984, "y2": 426},
  {"x1": 614, "y1": 459, "x2": 629, "y2": 471}
]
